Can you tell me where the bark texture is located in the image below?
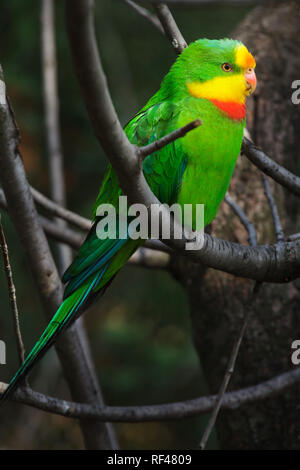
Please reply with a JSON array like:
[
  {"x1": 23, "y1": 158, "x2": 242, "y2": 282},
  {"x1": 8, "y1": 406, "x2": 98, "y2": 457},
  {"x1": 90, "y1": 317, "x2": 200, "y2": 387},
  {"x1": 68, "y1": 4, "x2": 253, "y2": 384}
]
[{"x1": 173, "y1": 0, "x2": 300, "y2": 449}]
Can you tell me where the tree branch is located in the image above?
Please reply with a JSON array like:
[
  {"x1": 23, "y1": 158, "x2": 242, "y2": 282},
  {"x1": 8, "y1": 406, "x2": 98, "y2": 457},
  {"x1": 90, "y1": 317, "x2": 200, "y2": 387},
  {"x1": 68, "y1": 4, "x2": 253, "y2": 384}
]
[
  {"x1": 199, "y1": 282, "x2": 261, "y2": 449},
  {"x1": 138, "y1": 119, "x2": 201, "y2": 159},
  {"x1": 31, "y1": 187, "x2": 92, "y2": 231},
  {"x1": 261, "y1": 174, "x2": 285, "y2": 243},
  {"x1": 0, "y1": 68, "x2": 118, "y2": 450},
  {"x1": 242, "y1": 137, "x2": 300, "y2": 197},
  {"x1": 41, "y1": 0, "x2": 72, "y2": 273},
  {"x1": 1, "y1": 188, "x2": 170, "y2": 269},
  {"x1": 152, "y1": 3, "x2": 187, "y2": 54},
  {"x1": 0, "y1": 214, "x2": 25, "y2": 365},
  {"x1": 1, "y1": 363, "x2": 299, "y2": 421},
  {"x1": 225, "y1": 194, "x2": 257, "y2": 247},
  {"x1": 129, "y1": 246, "x2": 170, "y2": 268},
  {"x1": 124, "y1": 0, "x2": 165, "y2": 34}
]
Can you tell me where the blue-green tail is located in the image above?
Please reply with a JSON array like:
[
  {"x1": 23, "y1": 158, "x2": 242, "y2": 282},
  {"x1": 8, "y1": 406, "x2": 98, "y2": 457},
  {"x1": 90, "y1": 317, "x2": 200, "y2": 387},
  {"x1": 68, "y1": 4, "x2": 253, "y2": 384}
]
[{"x1": 0, "y1": 266, "x2": 108, "y2": 403}]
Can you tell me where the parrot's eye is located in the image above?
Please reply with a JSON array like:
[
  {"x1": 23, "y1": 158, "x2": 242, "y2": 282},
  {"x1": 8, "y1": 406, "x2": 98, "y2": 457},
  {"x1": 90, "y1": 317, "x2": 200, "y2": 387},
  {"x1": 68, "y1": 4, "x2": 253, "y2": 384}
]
[{"x1": 222, "y1": 63, "x2": 233, "y2": 72}]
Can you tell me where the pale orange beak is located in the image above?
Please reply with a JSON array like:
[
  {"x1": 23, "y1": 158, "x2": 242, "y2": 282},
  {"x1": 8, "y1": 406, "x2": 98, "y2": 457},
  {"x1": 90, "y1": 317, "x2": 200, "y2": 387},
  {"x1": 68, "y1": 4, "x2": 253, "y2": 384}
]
[{"x1": 244, "y1": 67, "x2": 257, "y2": 95}]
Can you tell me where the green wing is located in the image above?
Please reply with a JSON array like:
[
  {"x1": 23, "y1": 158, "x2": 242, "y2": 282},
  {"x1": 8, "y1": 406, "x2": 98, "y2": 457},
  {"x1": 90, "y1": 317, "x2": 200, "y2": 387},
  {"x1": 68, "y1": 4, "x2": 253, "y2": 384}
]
[
  {"x1": 92, "y1": 100, "x2": 187, "y2": 218},
  {"x1": 63, "y1": 99, "x2": 188, "y2": 296}
]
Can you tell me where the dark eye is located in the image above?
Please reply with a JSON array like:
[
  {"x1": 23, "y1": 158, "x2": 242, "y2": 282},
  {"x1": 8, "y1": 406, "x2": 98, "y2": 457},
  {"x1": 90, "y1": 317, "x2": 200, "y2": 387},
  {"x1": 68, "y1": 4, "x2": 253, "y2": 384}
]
[{"x1": 222, "y1": 63, "x2": 233, "y2": 72}]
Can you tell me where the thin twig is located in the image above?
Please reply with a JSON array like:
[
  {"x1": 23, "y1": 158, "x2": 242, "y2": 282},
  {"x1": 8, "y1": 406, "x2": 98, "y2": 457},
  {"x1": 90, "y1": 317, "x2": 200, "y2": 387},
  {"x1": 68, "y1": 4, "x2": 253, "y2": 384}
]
[
  {"x1": 153, "y1": 3, "x2": 187, "y2": 54},
  {"x1": 138, "y1": 119, "x2": 202, "y2": 159},
  {"x1": 0, "y1": 214, "x2": 25, "y2": 364},
  {"x1": 225, "y1": 194, "x2": 257, "y2": 247},
  {"x1": 261, "y1": 174, "x2": 285, "y2": 243},
  {"x1": 124, "y1": 0, "x2": 165, "y2": 34},
  {"x1": 199, "y1": 282, "x2": 261, "y2": 450}
]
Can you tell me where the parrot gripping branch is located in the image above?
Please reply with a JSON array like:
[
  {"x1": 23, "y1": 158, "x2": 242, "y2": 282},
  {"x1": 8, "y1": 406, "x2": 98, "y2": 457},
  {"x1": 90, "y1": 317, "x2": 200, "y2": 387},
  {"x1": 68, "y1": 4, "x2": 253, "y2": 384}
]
[{"x1": 65, "y1": 0, "x2": 300, "y2": 283}]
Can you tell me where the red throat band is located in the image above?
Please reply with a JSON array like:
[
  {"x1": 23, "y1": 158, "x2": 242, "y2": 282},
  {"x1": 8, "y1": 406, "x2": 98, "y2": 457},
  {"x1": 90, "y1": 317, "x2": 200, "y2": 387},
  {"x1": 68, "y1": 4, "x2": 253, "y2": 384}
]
[{"x1": 210, "y1": 99, "x2": 246, "y2": 120}]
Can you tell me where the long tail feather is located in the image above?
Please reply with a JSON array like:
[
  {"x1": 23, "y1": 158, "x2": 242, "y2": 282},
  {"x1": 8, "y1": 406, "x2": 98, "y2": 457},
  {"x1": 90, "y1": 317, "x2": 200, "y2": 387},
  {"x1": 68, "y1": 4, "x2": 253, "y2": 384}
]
[{"x1": 0, "y1": 266, "x2": 108, "y2": 403}]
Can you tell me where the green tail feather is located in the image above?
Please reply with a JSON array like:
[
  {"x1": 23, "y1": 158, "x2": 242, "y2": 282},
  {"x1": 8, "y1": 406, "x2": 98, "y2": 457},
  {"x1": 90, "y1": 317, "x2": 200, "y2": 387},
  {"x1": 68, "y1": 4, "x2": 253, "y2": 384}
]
[{"x1": 0, "y1": 283, "x2": 88, "y2": 403}]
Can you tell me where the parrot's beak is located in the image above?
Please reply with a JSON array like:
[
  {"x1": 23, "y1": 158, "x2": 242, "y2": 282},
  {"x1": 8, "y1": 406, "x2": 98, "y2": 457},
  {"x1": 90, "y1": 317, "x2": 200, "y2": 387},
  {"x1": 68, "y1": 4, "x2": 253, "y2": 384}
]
[{"x1": 244, "y1": 68, "x2": 257, "y2": 95}]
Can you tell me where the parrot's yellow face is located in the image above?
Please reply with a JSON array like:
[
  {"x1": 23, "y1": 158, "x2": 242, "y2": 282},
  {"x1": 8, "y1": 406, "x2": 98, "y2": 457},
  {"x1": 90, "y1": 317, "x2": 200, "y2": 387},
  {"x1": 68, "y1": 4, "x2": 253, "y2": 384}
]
[{"x1": 186, "y1": 44, "x2": 257, "y2": 105}]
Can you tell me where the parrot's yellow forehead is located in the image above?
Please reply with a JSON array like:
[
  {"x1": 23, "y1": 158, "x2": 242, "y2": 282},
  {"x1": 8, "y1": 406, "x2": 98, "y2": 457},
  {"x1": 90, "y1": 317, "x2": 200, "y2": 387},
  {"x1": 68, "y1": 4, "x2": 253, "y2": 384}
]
[{"x1": 235, "y1": 44, "x2": 256, "y2": 70}]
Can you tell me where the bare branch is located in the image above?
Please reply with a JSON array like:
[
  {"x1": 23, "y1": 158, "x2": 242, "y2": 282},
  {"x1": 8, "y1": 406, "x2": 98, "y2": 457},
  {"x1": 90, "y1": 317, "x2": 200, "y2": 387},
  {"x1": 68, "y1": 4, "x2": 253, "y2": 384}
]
[
  {"x1": 0, "y1": 214, "x2": 25, "y2": 364},
  {"x1": 41, "y1": 0, "x2": 72, "y2": 272},
  {"x1": 225, "y1": 194, "x2": 257, "y2": 247},
  {"x1": 153, "y1": 3, "x2": 187, "y2": 54},
  {"x1": 124, "y1": 0, "x2": 165, "y2": 34},
  {"x1": 261, "y1": 174, "x2": 285, "y2": 243},
  {"x1": 1, "y1": 188, "x2": 170, "y2": 269},
  {"x1": 139, "y1": 119, "x2": 202, "y2": 159},
  {"x1": 129, "y1": 246, "x2": 170, "y2": 268},
  {"x1": 287, "y1": 233, "x2": 300, "y2": 242},
  {"x1": 199, "y1": 282, "x2": 261, "y2": 450},
  {"x1": 1, "y1": 361, "x2": 299, "y2": 421},
  {"x1": 39, "y1": 215, "x2": 84, "y2": 249},
  {"x1": 242, "y1": 137, "x2": 300, "y2": 197},
  {"x1": 31, "y1": 187, "x2": 92, "y2": 231},
  {"x1": 0, "y1": 188, "x2": 85, "y2": 248}
]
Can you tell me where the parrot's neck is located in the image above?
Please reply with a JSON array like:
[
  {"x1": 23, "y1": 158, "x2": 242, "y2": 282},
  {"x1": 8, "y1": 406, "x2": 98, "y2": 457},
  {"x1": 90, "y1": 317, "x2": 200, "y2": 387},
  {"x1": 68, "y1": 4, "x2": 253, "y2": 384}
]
[{"x1": 209, "y1": 99, "x2": 246, "y2": 120}]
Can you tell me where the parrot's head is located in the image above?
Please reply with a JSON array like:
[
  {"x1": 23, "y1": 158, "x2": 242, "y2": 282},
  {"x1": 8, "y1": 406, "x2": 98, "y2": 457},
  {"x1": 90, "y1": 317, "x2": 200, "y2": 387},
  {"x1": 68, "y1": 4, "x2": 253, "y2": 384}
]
[{"x1": 167, "y1": 38, "x2": 256, "y2": 118}]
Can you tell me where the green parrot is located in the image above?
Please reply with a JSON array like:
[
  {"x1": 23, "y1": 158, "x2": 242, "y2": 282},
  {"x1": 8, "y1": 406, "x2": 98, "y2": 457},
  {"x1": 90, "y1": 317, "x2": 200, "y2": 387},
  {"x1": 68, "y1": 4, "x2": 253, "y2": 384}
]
[{"x1": 1, "y1": 38, "x2": 256, "y2": 401}]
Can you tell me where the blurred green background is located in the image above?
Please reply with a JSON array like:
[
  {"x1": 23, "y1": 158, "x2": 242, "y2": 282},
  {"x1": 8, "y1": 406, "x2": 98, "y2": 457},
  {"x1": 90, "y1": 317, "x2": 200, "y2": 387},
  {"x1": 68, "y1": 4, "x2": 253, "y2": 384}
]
[{"x1": 0, "y1": 0, "x2": 252, "y2": 449}]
